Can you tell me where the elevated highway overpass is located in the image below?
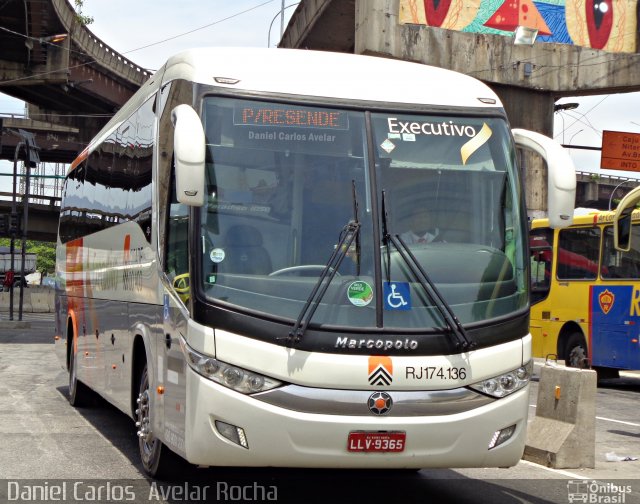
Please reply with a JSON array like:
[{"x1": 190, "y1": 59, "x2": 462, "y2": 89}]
[
  {"x1": 1, "y1": 0, "x2": 152, "y2": 241},
  {"x1": 0, "y1": 0, "x2": 150, "y2": 164}
]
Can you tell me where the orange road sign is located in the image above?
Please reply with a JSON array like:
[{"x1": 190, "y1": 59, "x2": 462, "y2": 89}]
[{"x1": 601, "y1": 130, "x2": 640, "y2": 172}]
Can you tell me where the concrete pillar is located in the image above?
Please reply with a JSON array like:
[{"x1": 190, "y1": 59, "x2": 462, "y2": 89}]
[
  {"x1": 522, "y1": 149, "x2": 549, "y2": 219},
  {"x1": 584, "y1": 180, "x2": 600, "y2": 205},
  {"x1": 496, "y1": 86, "x2": 556, "y2": 218},
  {"x1": 524, "y1": 364, "x2": 597, "y2": 468},
  {"x1": 355, "y1": 0, "x2": 399, "y2": 56}
]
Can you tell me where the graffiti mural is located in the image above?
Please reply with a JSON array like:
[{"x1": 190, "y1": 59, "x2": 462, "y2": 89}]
[{"x1": 399, "y1": 0, "x2": 638, "y2": 52}]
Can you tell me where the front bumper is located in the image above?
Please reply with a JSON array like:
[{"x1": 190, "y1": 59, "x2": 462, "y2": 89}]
[{"x1": 184, "y1": 367, "x2": 529, "y2": 468}]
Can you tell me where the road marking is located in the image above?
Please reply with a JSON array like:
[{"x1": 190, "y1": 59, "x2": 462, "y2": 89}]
[
  {"x1": 595, "y1": 416, "x2": 640, "y2": 427},
  {"x1": 530, "y1": 404, "x2": 640, "y2": 427},
  {"x1": 519, "y1": 460, "x2": 589, "y2": 480}
]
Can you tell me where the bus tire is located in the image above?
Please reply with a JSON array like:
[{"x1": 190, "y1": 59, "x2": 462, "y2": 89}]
[
  {"x1": 565, "y1": 332, "x2": 588, "y2": 369},
  {"x1": 137, "y1": 363, "x2": 184, "y2": 479},
  {"x1": 68, "y1": 338, "x2": 92, "y2": 407}
]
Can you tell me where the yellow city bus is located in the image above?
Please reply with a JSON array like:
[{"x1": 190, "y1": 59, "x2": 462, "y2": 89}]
[{"x1": 530, "y1": 209, "x2": 640, "y2": 377}]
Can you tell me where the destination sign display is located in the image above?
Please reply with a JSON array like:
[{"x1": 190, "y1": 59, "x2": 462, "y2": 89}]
[{"x1": 234, "y1": 103, "x2": 349, "y2": 130}]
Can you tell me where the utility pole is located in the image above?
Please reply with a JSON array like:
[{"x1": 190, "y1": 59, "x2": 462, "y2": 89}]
[
  {"x1": 280, "y1": 0, "x2": 285, "y2": 39},
  {"x1": 8, "y1": 129, "x2": 40, "y2": 321}
]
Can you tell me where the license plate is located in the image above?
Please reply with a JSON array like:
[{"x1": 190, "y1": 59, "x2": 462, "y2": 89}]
[{"x1": 347, "y1": 431, "x2": 406, "y2": 452}]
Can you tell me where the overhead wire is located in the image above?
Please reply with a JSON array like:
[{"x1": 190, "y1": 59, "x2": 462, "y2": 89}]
[
  {"x1": 554, "y1": 95, "x2": 611, "y2": 142},
  {"x1": 556, "y1": 110, "x2": 601, "y2": 138},
  {"x1": 120, "y1": 0, "x2": 275, "y2": 57}
]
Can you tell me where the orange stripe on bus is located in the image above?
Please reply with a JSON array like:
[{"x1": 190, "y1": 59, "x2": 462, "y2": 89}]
[
  {"x1": 68, "y1": 309, "x2": 78, "y2": 354},
  {"x1": 69, "y1": 147, "x2": 89, "y2": 172}
]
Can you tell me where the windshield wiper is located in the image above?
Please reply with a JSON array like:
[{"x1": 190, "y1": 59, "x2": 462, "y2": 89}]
[
  {"x1": 351, "y1": 180, "x2": 361, "y2": 276},
  {"x1": 286, "y1": 181, "x2": 361, "y2": 346},
  {"x1": 381, "y1": 191, "x2": 475, "y2": 351}
]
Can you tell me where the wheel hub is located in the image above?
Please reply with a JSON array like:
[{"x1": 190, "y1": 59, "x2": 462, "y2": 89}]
[{"x1": 136, "y1": 390, "x2": 153, "y2": 449}]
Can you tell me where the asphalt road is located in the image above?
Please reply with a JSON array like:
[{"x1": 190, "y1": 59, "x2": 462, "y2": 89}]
[{"x1": 0, "y1": 313, "x2": 638, "y2": 504}]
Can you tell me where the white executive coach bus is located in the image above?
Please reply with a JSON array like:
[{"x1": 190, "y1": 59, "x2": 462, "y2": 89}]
[{"x1": 54, "y1": 47, "x2": 576, "y2": 478}]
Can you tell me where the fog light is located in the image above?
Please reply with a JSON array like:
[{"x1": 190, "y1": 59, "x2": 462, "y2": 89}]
[
  {"x1": 488, "y1": 424, "x2": 516, "y2": 449},
  {"x1": 215, "y1": 420, "x2": 249, "y2": 449}
]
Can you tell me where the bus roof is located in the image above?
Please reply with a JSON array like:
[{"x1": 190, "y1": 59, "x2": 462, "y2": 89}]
[
  {"x1": 161, "y1": 47, "x2": 502, "y2": 108},
  {"x1": 72, "y1": 47, "x2": 505, "y2": 172}
]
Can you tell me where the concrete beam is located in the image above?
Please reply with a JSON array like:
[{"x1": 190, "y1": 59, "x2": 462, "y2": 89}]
[
  {"x1": 0, "y1": 117, "x2": 80, "y2": 163},
  {"x1": 354, "y1": 0, "x2": 640, "y2": 96},
  {"x1": 281, "y1": 0, "x2": 355, "y2": 52},
  {"x1": 280, "y1": 0, "x2": 333, "y2": 49},
  {"x1": 0, "y1": 199, "x2": 60, "y2": 243}
]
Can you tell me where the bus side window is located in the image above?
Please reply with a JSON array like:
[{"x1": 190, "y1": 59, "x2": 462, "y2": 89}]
[
  {"x1": 165, "y1": 166, "x2": 190, "y2": 281},
  {"x1": 529, "y1": 229, "x2": 553, "y2": 291},
  {"x1": 602, "y1": 225, "x2": 640, "y2": 279},
  {"x1": 556, "y1": 227, "x2": 600, "y2": 280}
]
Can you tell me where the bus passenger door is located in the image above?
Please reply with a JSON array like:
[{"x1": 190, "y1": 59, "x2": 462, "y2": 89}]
[
  {"x1": 157, "y1": 199, "x2": 190, "y2": 456},
  {"x1": 529, "y1": 229, "x2": 554, "y2": 358},
  {"x1": 160, "y1": 287, "x2": 189, "y2": 456}
]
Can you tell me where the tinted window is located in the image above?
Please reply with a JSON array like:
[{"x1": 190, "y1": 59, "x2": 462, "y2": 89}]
[
  {"x1": 601, "y1": 224, "x2": 640, "y2": 279},
  {"x1": 59, "y1": 97, "x2": 155, "y2": 244},
  {"x1": 556, "y1": 227, "x2": 600, "y2": 280},
  {"x1": 529, "y1": 227, "x2": 554, "y2": 302},
  {"x1": 129, "y1": 98, "x2": 154, "y2": 242},
  {"x1": 58, "y1": 163, "x2": 86, "y2": 243}
]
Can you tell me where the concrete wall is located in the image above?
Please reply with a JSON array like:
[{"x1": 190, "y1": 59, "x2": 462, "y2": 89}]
[
  {"x1": 0, "y1": 286, "x2": 55, "y2": 314},
  {"x1": 354, "y1": 0, "x2": 640, "y2": 95}
]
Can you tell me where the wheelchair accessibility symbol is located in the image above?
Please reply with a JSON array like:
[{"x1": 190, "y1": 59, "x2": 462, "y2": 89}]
[{"x1": 383, "y1": 282, "x2": 411, "y2": 311}]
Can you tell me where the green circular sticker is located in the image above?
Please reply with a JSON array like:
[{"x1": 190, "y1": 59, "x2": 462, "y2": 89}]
[{"x1": 347, "y1": 281, "x2": 373, "y2": 307}]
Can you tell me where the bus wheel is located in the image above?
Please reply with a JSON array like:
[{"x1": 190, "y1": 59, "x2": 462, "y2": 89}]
[
  {"x1": 136, "y1": 364, "x2": 182, "y2": 479},
  {"x1": 565, "y1": 332, "x2": 588, "y2": 369},
  {"x1": 68, "y1": 339, "x2": 92, "y2": 407}
]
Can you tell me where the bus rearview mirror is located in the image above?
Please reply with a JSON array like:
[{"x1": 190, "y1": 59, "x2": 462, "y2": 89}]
[
  {"x1": 172, "y1": 104, "x2": 206, "y2": 207},
  {"x1": 615, "y1": 211, "x2": 632, "y2": 252},
  {"x1": 613, "y1": 186, "x2": 640, "y2": 252},
  {"x1": 512, "y1": 128, "x2": 576, "y2": 229}
]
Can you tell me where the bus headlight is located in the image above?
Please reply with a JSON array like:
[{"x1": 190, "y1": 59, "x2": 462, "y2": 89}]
[
  {"x1": 180, "y1": 337, "x2": 282, "y2": 394},
  {"x1": 469, "y1": 361, "x2": 533, "y2": 398}
]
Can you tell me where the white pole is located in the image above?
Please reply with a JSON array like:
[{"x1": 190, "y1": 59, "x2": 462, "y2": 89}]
[{"x1": 280, "y1": 0, "x2": 285, "y2": 38}]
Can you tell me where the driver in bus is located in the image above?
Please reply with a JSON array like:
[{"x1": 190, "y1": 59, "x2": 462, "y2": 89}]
[{"x1": 400, "y1": 208, "x2": 442, "y2": 244}]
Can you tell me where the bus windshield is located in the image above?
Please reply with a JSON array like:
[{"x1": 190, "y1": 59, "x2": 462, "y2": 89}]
[{"x1": 197, "y1": 96, "x2": 527, "y2": 330}]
